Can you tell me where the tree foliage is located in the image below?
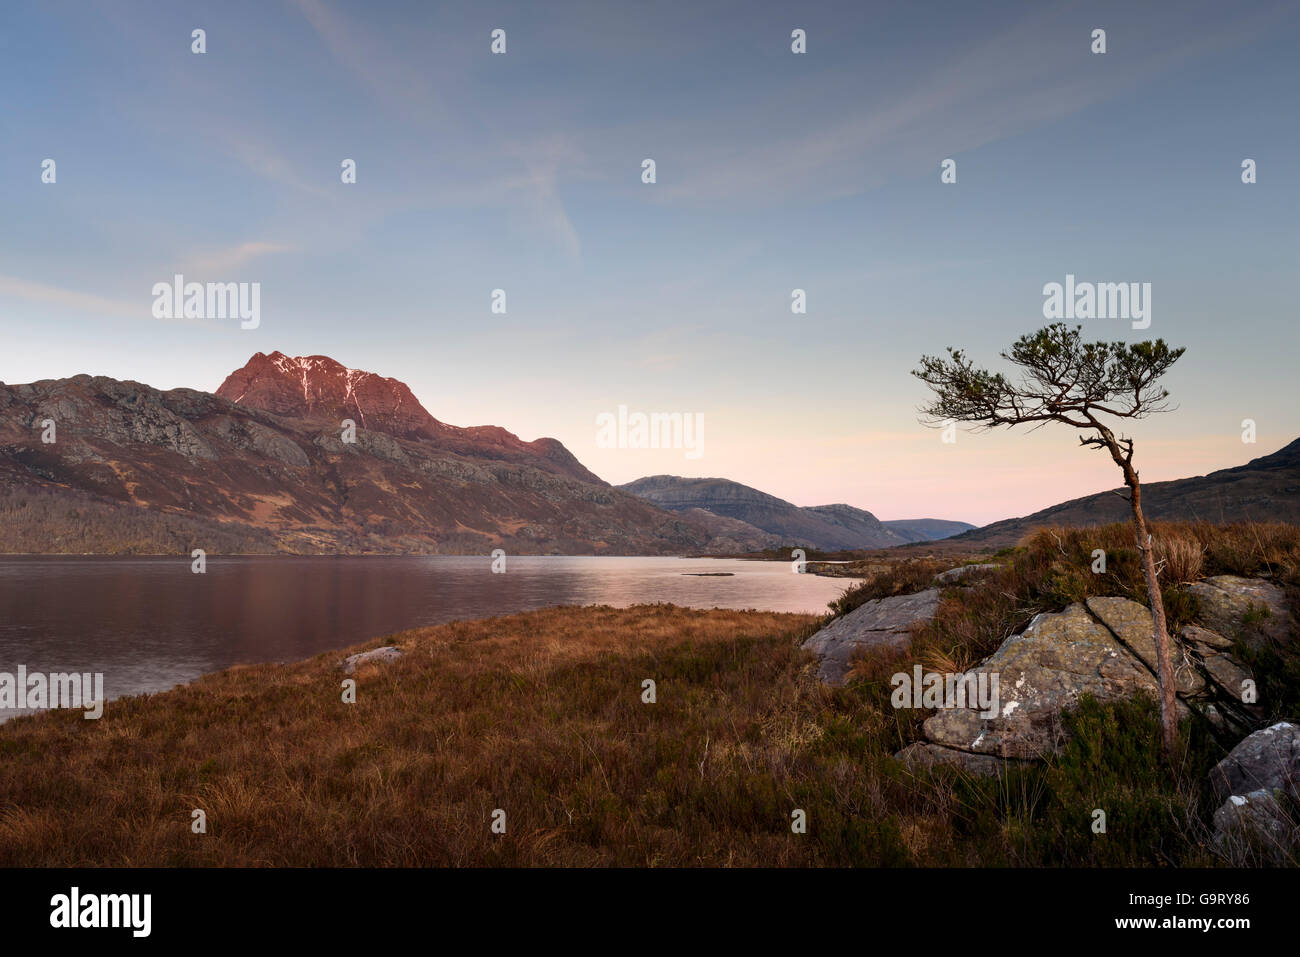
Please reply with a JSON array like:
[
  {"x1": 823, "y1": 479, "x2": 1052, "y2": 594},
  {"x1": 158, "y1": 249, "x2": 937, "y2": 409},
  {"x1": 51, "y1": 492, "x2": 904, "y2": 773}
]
[{"x1": 913, "y1": 322, "x2": 1185, "y2": 434}]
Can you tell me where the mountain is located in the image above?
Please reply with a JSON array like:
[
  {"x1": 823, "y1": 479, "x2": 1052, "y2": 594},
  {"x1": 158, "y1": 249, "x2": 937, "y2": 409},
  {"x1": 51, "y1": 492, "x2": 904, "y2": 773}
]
[
  {"x1": 617, "y1": 475, "x2": 973, "y2": 550},
  {"x1": 883, "y1": 518, "x2": 979, "y2": 543},
  {"x1": 946, "y1": 438, "x2": 1300, "y2": 548},
  {"x1": 216, "y1": 353, "x2": 602, "y2": 484},
  {"x1": 0, "y1": 354, "x2": 771, "y2": 555},
  {"x1": 801, "y1": 503, "x2": 909, "y2": 548}
]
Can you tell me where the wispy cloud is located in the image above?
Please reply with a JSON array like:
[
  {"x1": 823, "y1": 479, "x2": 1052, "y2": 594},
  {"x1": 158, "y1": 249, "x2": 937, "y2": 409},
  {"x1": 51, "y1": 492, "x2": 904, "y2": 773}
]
[
  {"x1": 655, "y1": 0, "x2": 1291, "y2": 203},
  {"x1": 226, "y1": 136, "x2": 331, "y2": 198},
  {"x1": 180, "y1": 241, "x2": 295, "y2": 275},
  {"x1": 287, "y1": 0, "x2": 586, "y2": 261},
  {"x1": 288, "y1": 0, "x2": 454, "y2": 127},
  {"x1": 0, "y1": 276, "x2": 145, "y2": 320}
]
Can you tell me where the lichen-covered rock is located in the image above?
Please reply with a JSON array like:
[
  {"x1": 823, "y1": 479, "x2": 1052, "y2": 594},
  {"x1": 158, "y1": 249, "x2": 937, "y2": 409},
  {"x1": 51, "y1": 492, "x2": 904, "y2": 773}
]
[
  {"x1": 801, "y1": 588, "x2": 940, "y2": 686},
  {"x1": 1211, "y1": 789, "x2": 1298, "y2": 866},
  {"x1": 921, "y1": 603, "x2": 1157, "y2": 760},
  {"x1": 1186, "y1": 576, "x2": 1291, "y2": 648},
  {"x1": 1085, "y1": 596, "x2": 1206, "y2": 696},
  {"x1": 1210, "y1": 722, "x2": 1300, "y2": 804},
  {"x1": 894, "y1": 741, "x2": 1025, "y2": 777},
  {"x1": 891, "y1": 573, "x2": 1296, "y2": 774},
  {"x1": 933, "y1": 564, "x2": 1000, "y2": 586},
  {"x1": 1200, "y1": 652, "x2": 1255, "y2": 702},
  {"x1": 341, "y1": 646, "x2": 403, "y2": 674},
  {"x1": 1180, "y1": 624, "x2": 1234, "y2": 652}
]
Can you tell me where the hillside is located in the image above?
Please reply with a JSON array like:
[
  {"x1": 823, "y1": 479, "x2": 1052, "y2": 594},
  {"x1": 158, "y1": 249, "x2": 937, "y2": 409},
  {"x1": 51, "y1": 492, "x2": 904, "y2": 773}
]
[
  {"x1": 618, "y1": 475, "x2": 973, "y2": 550},
  {"x1": 0, "y1": 354, "x2": 769, "y2": 555},
  {"x1": 946, "y1": 438, "x2": 1300, "y2": 548}
]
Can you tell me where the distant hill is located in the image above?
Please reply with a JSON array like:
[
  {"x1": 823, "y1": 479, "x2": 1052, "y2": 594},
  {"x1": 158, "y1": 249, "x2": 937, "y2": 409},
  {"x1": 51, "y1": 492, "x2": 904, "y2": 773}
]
[
  {"x1": 946, "y1": 437, "x2": 1300, "y2": 548},
  {"x1": 618, "y1": 475, "x2": 973, "y2": 550},
  {"x1": 881, "y1": 518, "x2": 980, "y2": 543}
]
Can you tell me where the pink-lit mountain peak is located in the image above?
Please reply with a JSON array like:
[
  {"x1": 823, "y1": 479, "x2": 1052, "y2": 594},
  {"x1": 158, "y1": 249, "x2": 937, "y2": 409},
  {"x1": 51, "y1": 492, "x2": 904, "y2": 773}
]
[{"x1": 216, "y1": 352, "x2": 603, "y2": 484}]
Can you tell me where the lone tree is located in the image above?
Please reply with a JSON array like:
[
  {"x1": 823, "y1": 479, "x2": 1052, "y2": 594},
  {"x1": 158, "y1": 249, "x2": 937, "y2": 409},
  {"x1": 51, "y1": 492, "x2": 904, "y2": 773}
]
[{"x1": 913, "y1": 323, "x2": 1186, "y2": 758}]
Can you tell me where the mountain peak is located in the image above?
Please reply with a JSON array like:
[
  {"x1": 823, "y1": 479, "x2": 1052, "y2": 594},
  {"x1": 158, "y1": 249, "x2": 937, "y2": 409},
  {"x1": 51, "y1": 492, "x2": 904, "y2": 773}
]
[
  {"x1": 217, "y1": 352, "x2": 433, "y2": 436},
  {"x1": 216, "y1": 352, "x2": 604, "y2": 484}
]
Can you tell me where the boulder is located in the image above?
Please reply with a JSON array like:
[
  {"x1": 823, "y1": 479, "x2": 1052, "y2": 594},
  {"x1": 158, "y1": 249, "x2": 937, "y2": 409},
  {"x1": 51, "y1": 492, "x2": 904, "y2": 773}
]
[
  {"x1": 890, "y1": 576, "x2": 1295, "y2": 774},
  {"x1": 921, "y1": 603, "x2": 1157, "y2": 760},
  {"x1": 341, "y1": 646, "x2": 403, "y2": 674},
  {"x1": 933, "y1": 564, "x2": 1000, "y2": 586},
  {"x1": 1186, "y1": 576, "x2": 1291, "y2": 648},
  {"x1": 801, "y1": 588, "x2": 940, "y2": 686},
  {"x1": 1210, "y1": 789, "x2": 1298, "y2": 866},
  {"x1": 1085, "y1": 596, "x2": 1206, "y2": 697},
  {"x1": 894, "y1": 741, "x2": 1024, "y2": 777},
  {"x1": 1209, "y1": 722, "x2": 1300, "y2": 804}
]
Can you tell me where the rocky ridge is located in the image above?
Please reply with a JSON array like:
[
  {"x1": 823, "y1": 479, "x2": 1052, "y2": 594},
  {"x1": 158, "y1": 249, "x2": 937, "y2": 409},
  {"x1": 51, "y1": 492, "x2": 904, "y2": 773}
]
[{"x1": 0, "y1": 356, "x2": 761, "y2": 555}]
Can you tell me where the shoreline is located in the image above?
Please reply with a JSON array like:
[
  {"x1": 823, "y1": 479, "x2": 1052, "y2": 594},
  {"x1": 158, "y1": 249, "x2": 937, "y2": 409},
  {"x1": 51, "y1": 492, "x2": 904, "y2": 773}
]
[{"x1": 2, "y1": 599, "x2": 796, "y2": 727}]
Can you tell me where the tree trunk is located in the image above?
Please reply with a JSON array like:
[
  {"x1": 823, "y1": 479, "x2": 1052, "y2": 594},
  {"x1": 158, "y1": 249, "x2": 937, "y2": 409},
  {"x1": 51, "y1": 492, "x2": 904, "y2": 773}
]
[{"x1": 1122, "y1": 466, "x2": 1180, "y2": 759}]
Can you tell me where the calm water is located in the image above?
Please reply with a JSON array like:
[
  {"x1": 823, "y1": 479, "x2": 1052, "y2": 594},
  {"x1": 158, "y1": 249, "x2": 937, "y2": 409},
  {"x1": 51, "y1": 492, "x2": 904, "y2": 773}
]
[{"x1": 0, "y1": 556, "x2": 856, "y2": 718}]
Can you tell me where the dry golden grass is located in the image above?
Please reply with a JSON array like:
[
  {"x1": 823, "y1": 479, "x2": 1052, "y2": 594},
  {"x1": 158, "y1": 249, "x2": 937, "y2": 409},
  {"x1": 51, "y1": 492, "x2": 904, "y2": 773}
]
[
  {"x1": 1157, "y1": 534, "x2": 1206, "y2": 583},
  {"x1": 2, "y1": 604, "x2": 900, "y2": 867}
]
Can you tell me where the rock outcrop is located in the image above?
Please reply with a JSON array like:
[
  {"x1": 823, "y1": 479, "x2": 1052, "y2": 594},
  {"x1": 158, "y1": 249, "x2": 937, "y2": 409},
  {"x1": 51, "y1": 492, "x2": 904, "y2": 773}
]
[
  {"x1": 932, "y1": 563, "x2": 1000, "y2": 586},
  {"x1": 1211, "y1": 790, "x2": 1296, "y2": 864},
  {"x1": 920, "y1": 602, "x2": 1159, "y2": 761},
  {"x1": 1209, "y1": 722, "x2": 1300, "y2": 803},
  {"x1": 1186, "y1": 576, "x2": 1292, "y2": 649},
  {"x1": 1086, "y1": 596, "x2": 1206, "y2": 697},
  {"x1": 1207, "y1": 723, "x2": 1300, "y2": 865},
  {"x1": 801, "y1": 588, "x2": 941, "y2": 685},
  {"x1": 893, "y1": 741, "x2": 1025, "y2": 776},
  {"x1": 342, "y1": 646, "x2": 403, "y2": 674},
  {"x1": 895, "y1": 578, "x2": 1284, "y2": 775}
]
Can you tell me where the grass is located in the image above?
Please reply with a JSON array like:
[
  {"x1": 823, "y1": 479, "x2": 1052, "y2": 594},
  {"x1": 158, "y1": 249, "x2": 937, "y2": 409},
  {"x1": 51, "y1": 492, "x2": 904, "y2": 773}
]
[{"x1": 0, "y1": 521, "x2": 1296, "y2": 866}]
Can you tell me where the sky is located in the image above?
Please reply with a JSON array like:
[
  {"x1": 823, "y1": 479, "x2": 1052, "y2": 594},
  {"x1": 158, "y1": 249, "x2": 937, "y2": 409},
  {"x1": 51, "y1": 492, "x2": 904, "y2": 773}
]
[{"x1": 1, "y1": 0, "x2": 1298, "y2": 526}]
